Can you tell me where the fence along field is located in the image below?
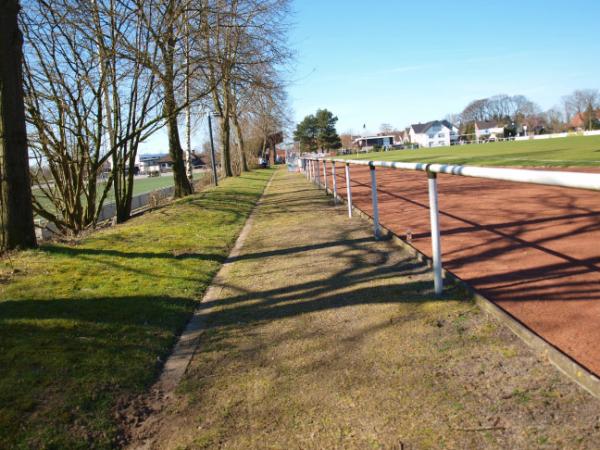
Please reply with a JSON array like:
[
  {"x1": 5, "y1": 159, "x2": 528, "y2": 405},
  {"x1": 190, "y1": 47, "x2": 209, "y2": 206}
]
[{"x1": 302, "y1": 151, "x2": 600, "y2": 397}]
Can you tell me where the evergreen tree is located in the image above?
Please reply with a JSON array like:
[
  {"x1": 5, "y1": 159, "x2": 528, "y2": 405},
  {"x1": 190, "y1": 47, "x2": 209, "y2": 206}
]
[
  {"x1": 315, "y1": 109, "x2": 341, "y2": 151},
  {"x1": 293, "y1": 114, "x2": 318, "y2": 152},
  {"x1": 294, "y1": 108, "x2": 341, "y2": 152}
]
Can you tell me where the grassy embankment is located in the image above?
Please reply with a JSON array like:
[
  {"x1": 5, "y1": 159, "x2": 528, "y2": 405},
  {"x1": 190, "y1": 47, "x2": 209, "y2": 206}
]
[
  {"x1": 0, "y1": 169, "x2": 272, "y2": 449},
  {"x1": 345, "y1": 135, "x2": 600, "y2": 167}
]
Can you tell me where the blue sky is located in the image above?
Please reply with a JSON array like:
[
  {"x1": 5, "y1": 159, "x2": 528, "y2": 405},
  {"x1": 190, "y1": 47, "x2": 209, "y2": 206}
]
[
  {"x1": 288, "y1": 0, "x2": 600, "y2": 135},
  {"x1": 141, "y1": 0, "x2": 599, "y2": 152}
]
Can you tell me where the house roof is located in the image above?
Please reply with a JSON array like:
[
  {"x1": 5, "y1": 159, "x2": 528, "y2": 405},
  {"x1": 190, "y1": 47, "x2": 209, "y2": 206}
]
[
  {"x1": 475, "y1": 120, "x2": 504, "y2": 129},
  {"x1": 411, "y1": 120, "x2": 454, "y2": 134},
  {"x1": 570, "y1": 110, "x2": 600, "y2": 128}
]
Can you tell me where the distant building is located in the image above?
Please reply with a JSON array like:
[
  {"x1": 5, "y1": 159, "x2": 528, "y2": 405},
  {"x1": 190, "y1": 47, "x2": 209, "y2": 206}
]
[
  {"x1": 570, "y1": 110, "x2": 600, "y2": 130},
  {"x1": 138, "y1": 152, "x2": 207, "y2": 174},
  {"x1": 392, "y1": 130, "x2": 410, "y2": 145},
  {"x1": 409, "y1": 120, "x2": 458, "y2": 148},
  {"x1": 353, "y1": 135, "x2": 396, "y2": 150},
  {"x1": 475, "y1": 120, "x2": 505, "y2": 141}
]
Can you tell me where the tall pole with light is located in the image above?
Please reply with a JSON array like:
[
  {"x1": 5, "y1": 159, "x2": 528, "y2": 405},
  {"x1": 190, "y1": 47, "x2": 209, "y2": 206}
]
[{"x1": 208, "y1": 112, "x2": 220, "y2": 186}]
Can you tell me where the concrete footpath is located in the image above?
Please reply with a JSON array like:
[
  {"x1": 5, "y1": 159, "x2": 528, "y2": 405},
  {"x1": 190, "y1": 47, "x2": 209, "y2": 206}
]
[{"x1": 129, "y1": 169, "x2": 600, "y2": 450}]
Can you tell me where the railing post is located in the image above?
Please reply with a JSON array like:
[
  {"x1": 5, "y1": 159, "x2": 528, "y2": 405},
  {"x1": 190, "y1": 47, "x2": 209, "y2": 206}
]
[
  {"x1": 427, "y1": 171, "x2": 443, "y2": 295},
  {"x1": 370, "y1": 165, "x2": 380, "y2": 239},
  {"x1": 345, "y1": 163, "x2": 353, "y2": 218},
  {"x1": 323, "y1": 160, "x2": 328, "y2": 193},
  {"x1": 332, "y1": 162, "x2": 338, "y2": 204}
]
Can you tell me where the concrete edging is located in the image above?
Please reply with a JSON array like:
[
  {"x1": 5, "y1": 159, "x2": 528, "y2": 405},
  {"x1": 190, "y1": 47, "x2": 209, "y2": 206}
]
[
  {"x1": 317, "y1": 179, "x2": 600, "y2": 400},
  {"x1": 156, "y1": 172, "x2": 276, "y2": 393}
]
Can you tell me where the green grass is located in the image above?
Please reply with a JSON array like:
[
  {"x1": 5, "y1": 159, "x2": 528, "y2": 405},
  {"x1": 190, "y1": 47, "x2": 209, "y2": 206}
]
[
  {"x1": 104, "y1": 174, "x2": 177, "y2": 201},
  {"x1": 343, "y1": 135, "x2": 600, "y2": 167},
  {"x1": 0, "y1": 169, "x2": 272, "y2": 449},
  {"x1": 32, "y1": 173, "x2": 183, "y2": 214}
]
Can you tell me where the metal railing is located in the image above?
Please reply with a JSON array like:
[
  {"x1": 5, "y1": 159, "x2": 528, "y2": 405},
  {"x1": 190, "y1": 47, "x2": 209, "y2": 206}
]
[{"x1": 301, "y1": 156, "x2": 600, "y2": 295}]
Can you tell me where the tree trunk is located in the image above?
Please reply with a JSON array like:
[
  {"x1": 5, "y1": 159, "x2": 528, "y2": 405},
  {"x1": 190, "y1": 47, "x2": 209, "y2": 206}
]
[
  {"x1": 0, "y1": 0, "x2": 37, "y2": 250},
  {"x1": 164, "y1": 82, "x2": 192, "y2": 198},
  {"x1": 232, "y1": 109, "x2": 249, "y2": 172},
  {"x1": 220, "y1": 114, "x2": 234, "y2": 177},
  {"x1": 270, "y1": 141, "x2": 276, "y2": 165}
]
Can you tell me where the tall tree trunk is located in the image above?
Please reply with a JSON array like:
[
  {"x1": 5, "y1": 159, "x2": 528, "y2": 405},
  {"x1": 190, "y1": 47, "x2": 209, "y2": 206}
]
[
  {"x1": 164, "y1": 81, "x2": 192, "y2": 198},
  {"x1": 269, "y1": 140, "x2": 276, "y2": 165},
  {"x1": 163, "y1": 0, "x2": 191, "y2": 198},
  {"x1": 219, "y1": 82, "x2": 234, "y2": 177},
  {"x1": 233, "y1": 114, "x2": 249, "y2": 172},
  {"x1": 0, "y1": 0, "x2": 37, "y2": 250},
  {"x1": 219, "y1": 114, "x2": 233, "y2": 177}
]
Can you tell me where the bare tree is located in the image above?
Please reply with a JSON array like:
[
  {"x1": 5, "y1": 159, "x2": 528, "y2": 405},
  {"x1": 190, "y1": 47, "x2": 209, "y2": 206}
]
[
  {"x1": 379, "y1": 123, "x2": 394, "y2": 135},
  {"x1": 340, "y1": 132, "x2": 354, "y2": 149},
  {"x1": 460, "y1": 98, "x2": 489, "y2": 123},
  {"x1": 90, "y1": 0, "x2": 163, "y2": 222},
  {"x1": 0, "y1": 0, "x2": 36, "y2": 250},
  {"x1": 120, "y1": 0, "x2": 211, "y2": 197},
  {"x1": 544, "y1": 107, "x2": 565, "y2": 133},
  {"x1": 562, "y1": 89, "x2": 599, "y2": 129},
  {"x1": 459, "y1": 94, "x2": 540, "y2": 126},
  {"x1": 23, "y1": 0, "x2": 117, "y2": 234},
  {"x1": 199, "y1": 0, "x2": 292, "y2": 176}
]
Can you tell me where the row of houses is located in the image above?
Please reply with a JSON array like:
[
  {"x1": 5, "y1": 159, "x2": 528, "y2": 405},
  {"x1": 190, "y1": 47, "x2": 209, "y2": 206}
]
[
  {"x1": 354, "y1": 120, "x2": 461, "y2": 150},
  {"x1": 354, "y1": 119, "x2": 519, "y2": 150}
]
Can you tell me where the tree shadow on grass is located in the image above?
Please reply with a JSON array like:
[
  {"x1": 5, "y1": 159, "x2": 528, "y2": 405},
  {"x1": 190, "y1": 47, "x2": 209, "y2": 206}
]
[
  {"x1": 0, "y1": 294, "x2": 198, "y2": 448},
  {"x1": 42, "y1": 244, "x2": 228, "y2": 264}
]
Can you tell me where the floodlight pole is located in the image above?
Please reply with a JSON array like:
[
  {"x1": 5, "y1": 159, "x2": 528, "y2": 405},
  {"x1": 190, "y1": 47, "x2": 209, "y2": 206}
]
[{"x1": 208, "y1": 114, "x2": 218, "y2": 186}]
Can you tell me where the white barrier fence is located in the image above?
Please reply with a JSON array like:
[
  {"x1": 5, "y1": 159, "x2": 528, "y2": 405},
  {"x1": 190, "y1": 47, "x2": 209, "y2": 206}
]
[
  {"x1": 35, "y1": 185, "x2": 175, "y2": 241},
  {"x1": 515, "y1": 130, "x2": 600, "y2": 141},
  {"x1": 302, "y1": 156, "x2": 600, "y2": 295}
]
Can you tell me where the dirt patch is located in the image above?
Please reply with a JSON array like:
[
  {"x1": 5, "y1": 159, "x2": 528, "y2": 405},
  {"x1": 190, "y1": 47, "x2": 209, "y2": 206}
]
[{"x1": 128, "y1": 169, "x2": 600, "y2": 449}]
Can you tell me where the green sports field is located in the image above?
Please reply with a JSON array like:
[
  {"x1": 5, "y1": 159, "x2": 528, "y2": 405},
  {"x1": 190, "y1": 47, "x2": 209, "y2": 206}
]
[
  {"x1": 32, "y1": 172, "x2": 203, "y2": 214},
  {"x1": 101, "y1": 175, "x2": 176, "y2": 203},
  {"x1": 344, "y1": 135, "x2": 600, "y2": 167}
]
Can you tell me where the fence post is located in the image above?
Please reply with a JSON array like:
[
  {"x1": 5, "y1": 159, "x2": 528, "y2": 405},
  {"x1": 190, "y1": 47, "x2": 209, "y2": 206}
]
[
  {"x1": 370, "y1": 165, "x2": 380, "y2": 239},
  {"x1": 332, "y1": 162, "x2": 338, "y2": 204},
  {"x1": 323, "y1": 160, "x2": 328, "y2": 193},
  {"x1": 345, "y1": 163, "x2": 353, "y2": 218},
  {"x1": 427, "y1": 171, "x2": 443, "y2": 295}
]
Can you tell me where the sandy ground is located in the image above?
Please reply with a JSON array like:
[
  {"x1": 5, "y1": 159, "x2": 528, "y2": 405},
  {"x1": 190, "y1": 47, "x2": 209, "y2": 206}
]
[{"x1": 127, "y1": 169, "x2": 600, "y2": 450}]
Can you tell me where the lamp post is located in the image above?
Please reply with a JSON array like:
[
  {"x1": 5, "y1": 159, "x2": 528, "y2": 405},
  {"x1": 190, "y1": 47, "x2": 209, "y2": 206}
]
[{"x1": 208, "y1": 113, "x2": 220, "y2": 186}]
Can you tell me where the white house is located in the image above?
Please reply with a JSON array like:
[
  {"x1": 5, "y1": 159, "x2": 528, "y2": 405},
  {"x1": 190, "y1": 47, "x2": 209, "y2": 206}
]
[
  {"x1": 475, "y1": 120, "x2": 505, "y2": 142},
  {"x1": 409, "y1": 120, "x2": 459, "y2": 148}
]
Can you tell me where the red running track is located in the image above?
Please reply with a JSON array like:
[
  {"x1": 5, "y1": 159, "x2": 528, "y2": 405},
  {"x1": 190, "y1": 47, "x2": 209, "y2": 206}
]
[{"x1": 320, "y1": 163, "x2": 600, "y2": 377}]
